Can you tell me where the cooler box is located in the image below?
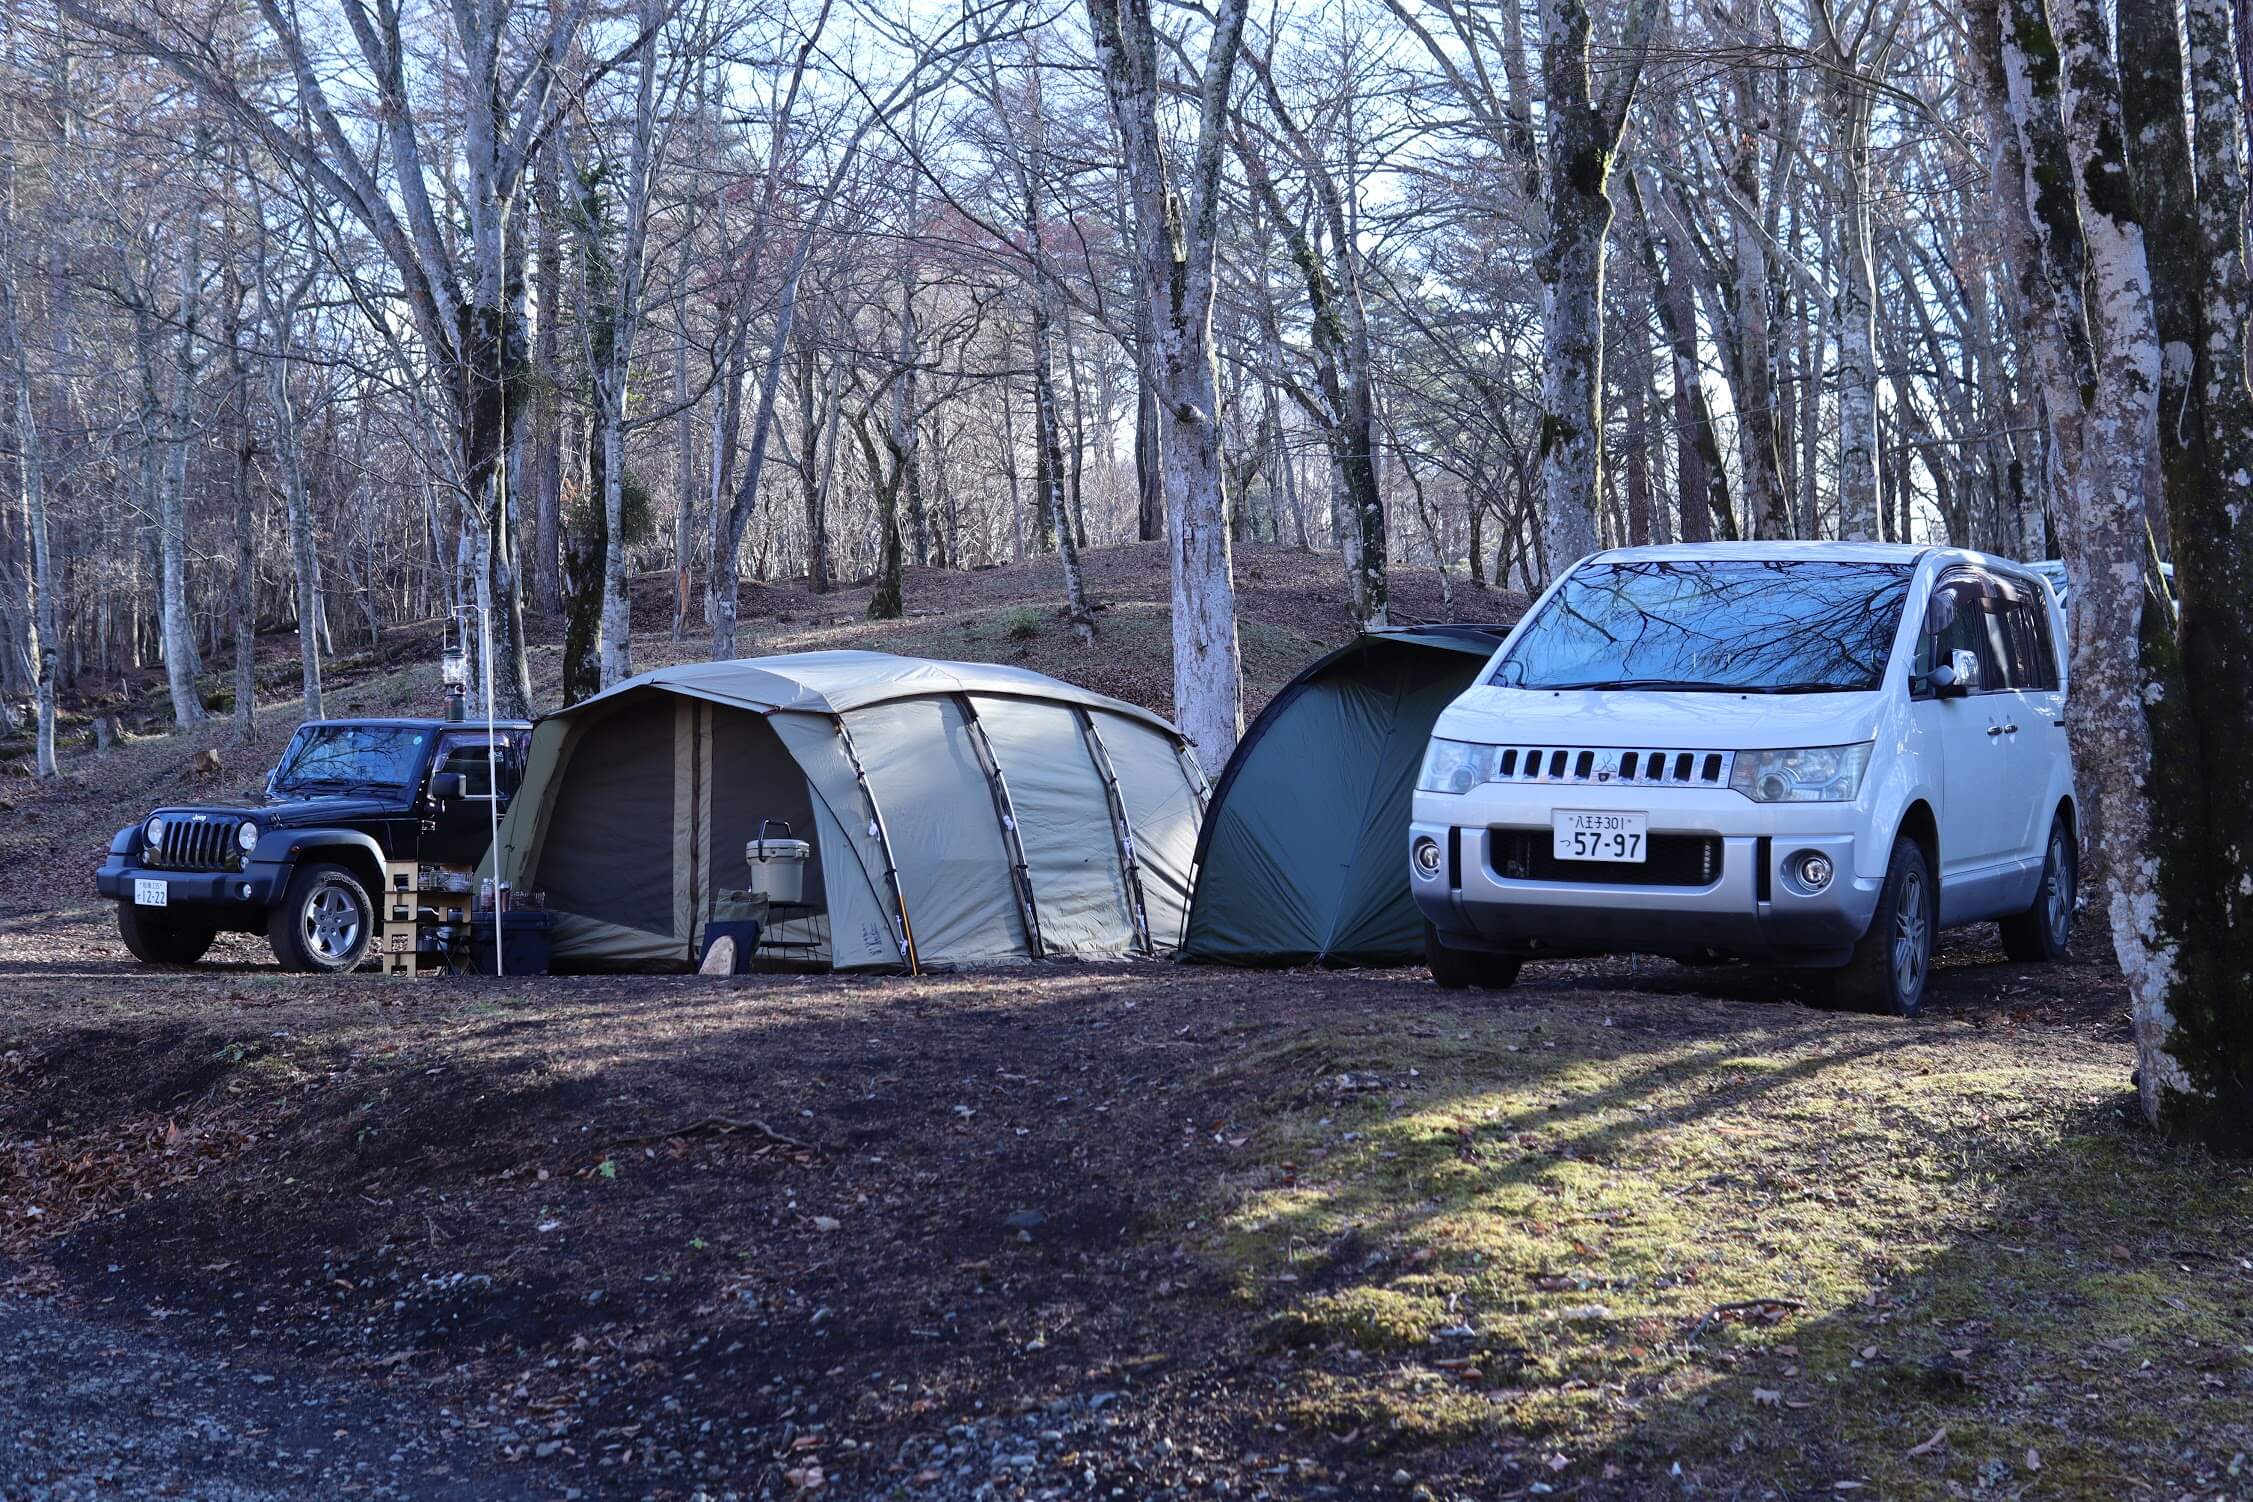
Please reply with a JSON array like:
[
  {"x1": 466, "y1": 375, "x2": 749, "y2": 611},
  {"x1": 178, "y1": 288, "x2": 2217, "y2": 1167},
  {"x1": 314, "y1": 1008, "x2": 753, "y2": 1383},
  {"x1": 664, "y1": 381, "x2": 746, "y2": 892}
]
[
  {"x1": 746, "y1": 820, "x2": 810, "y2": 904},
  {"x1": 469, "y1": 910, "x2": 554, "y2": 975}
]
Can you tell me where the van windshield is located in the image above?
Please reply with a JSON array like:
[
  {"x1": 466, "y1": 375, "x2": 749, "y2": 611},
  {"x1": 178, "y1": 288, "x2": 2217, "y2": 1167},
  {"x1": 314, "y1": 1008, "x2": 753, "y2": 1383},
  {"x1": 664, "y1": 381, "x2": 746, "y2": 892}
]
[{"x1": 1494, "y1": 559, "x2": 1914, "y2": 693}]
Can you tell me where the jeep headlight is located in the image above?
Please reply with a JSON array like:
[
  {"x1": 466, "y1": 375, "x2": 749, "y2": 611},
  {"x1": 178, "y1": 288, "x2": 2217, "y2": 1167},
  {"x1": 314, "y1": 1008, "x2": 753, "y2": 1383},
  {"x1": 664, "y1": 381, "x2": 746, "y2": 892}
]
[
  {"x1": 1729, "y1": 743, "x2": 1874, "y2": 803},
  {"x1": 144, "y1": 816, "x2": 166, "y2": 850},
  {"x1": 237, "y1": 820, "x2": 261, "y2": 853},
  {"x1": 1418, "y1": 738, "x2": 1500, "y2": 794}
]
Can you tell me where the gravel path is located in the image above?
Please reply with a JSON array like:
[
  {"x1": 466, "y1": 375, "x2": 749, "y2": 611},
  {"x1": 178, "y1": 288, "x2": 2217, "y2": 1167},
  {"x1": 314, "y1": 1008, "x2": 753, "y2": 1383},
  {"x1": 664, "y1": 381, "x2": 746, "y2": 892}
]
[{"x1": 0, "y1": 1294, "x2": 550, "y2": 1502}]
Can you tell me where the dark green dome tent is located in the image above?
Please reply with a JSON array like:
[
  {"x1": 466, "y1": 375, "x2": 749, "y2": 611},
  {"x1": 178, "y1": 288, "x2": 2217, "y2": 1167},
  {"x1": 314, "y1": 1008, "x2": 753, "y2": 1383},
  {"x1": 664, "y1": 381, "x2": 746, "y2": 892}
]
[{"x1": 1181, "y1": 626, "x2": 1508, "y2": 967}]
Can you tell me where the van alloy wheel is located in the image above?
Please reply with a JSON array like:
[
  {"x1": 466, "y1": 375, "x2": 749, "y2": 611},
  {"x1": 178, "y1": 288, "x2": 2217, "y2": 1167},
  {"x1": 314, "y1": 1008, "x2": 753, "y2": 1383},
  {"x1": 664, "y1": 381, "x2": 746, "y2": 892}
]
[
  {"x1": 1891, "y1": 865, "x2": 1930, "y2": 1004},
  {"x1": 2001, "y1": 815, "x2": 2077, "y2": 964},
  {"x1": 1829, "y1": 835, "x2": 1932, "y2": 1016},
  {"x1": 2043, "y1": 828, "x2": 2075, "y2": 947}
]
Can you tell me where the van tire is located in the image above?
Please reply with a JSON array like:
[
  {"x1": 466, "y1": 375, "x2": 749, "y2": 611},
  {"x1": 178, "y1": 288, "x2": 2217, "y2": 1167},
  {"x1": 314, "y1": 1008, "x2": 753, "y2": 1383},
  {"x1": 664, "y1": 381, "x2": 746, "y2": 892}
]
[
  {"x1": 2000, "y1": 816, "x2": 2076, "y2": 963},
  {"x1": 1830, "y1": 837, "x2": 1932, "y2": 1017},
  {"x1": 117, "y1": 905, "x2": 217, "y2": 967},
  {"x1": 1425, "y1": 923, "x2": 1521, "y2": 991},
  {"x1": 268, "y1": 862, "x2": 375, "y2": 973}
]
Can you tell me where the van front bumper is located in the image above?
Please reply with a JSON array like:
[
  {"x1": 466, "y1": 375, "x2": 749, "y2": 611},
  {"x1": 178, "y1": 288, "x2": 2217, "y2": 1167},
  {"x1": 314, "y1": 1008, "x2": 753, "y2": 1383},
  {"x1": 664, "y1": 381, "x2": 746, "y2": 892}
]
[{"x1": 1409, "y1": 790, "x2": 1885, "y2": 966}]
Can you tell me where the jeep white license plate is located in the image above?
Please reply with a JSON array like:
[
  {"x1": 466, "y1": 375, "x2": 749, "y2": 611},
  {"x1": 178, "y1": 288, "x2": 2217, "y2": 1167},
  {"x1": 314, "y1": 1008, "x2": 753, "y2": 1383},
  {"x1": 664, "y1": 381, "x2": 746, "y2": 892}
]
[
  {"x1": 1553, "y1": 810, "x2": 1648, "y2": 863},
  {"x1": 133, "y1": 878, "x2": 169, "y2": 907}
]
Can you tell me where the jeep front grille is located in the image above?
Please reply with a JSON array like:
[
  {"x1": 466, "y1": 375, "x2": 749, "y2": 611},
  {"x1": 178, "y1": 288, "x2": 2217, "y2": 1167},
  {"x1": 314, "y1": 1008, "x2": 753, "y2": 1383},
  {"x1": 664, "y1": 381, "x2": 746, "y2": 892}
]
[
  {"x1": 1489, "y1": 746, "x2": 1735, "y2": 787},
  {"x1": 1490, "y1": 829, "x2": 1724, "y2": 888},
  {"x1": 148, "y1": 816, "x2": 244, "y2": 871}
]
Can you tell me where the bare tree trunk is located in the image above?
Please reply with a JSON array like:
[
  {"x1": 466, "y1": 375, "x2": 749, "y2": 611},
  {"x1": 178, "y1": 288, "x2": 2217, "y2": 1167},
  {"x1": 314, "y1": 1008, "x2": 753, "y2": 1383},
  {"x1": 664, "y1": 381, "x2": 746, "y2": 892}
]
[
  {"x1": 1234, "y1": 76, "x2": 1387, "y2": 628},
  {"x1": 1719, "y1": 23, "x2": 1790, "y2": 537},
  {"x1": 0, "y1": 148, "x2": 57, "y2": 776},
  {"x1": 223, "y1": 269, "x2": 256, "y2": 740},
  {"x1": 157, "y1": 203, "x2": 206, "y2": 727},
  {"x1": 1634, "y1": 173, "x2": 1731, "y2": 542},
  {"x1": 1086, "y1": 0, "x2": 1250, "y2": 771},
  {"x1": 1532, "y1": 0, "x2": 1661, "y2": 573},
  {"x1": 1980, "y1": 0, "x2": 2195, "y2": 1128},
  {"x1": 807, "y1": 355, "x2": 841, "y2": 595},
  {"x1": 532, "y1": 140, "x2": 565, "y2": 615},
  {"x1": 854, "y1": 412, "x2": 907, "y2": 621},
  {"x1": 992, "y1": 47, "x2": 1099, "y2": 643},
  {"x1": 1814, "y1": 0, "x2": 1899, "y2": 542}
]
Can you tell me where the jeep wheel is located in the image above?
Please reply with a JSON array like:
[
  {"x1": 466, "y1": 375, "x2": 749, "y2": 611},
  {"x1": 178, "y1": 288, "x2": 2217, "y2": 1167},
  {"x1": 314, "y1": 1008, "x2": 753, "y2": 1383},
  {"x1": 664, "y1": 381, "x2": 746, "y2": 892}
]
[
  {"x1": 1830, "y1": 837, "x2": 1932, "y2": 1017},
  {"x1": 117, "y1": 905, "x2": 217, "y2": 967},
  {"x1": 1425, "y1": 922, "x2": 1521, "y2": 991},
  {"x1": 2000, "y1": 815, "x2": 2076, "y2": 963},
  {"x1": 269, "y1": 862, "x2": 375, "y2": 973}
]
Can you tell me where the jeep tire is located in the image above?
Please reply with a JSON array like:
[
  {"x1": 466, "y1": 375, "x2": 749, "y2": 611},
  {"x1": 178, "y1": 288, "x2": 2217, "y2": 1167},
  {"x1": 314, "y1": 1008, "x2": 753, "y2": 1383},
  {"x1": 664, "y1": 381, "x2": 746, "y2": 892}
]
[
  {"x1": 117, "y1": 905, "x2": 217, "y2": 967},
  {"x1": 1425, "y1": 921, "x2": 1522, "y2": 991},
  {"x1": 1830, "y1": 836, "x2": 1933, "y2": 1017},
  {"x1": 1999, "y1": 814, "x2": 2076, "y2": 963},
  {"x1": 269, "y1": 862, "x2": 375, "y2": 973}
]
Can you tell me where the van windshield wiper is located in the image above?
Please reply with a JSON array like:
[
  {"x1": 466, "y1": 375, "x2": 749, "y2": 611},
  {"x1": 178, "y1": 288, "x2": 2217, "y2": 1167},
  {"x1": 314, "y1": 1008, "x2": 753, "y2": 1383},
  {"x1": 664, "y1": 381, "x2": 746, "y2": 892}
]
[
  {"x1": 1537, "y1": 677, "x2": 1869, "y2": 694},
  {"x1": 1539, "y1": 678, "x2": 1734, "y2": 692},
  {"x1": 1746, "y1": 681, "x2": 1867, "y2": 694}
]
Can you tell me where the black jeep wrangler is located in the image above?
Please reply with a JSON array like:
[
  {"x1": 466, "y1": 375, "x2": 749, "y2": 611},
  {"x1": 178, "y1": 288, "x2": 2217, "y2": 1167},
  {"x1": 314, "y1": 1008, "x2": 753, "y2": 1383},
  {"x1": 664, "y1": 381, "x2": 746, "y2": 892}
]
[{"x1": 95, "y1": 717, "x2": 530, "y2": 971}]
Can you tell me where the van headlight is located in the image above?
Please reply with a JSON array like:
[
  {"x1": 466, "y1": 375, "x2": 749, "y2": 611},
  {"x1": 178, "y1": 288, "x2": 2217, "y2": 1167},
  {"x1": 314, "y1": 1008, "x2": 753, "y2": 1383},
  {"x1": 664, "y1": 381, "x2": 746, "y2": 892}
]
[
  {"x1": 1729, "y1": 744, "x2": 1874, "y2": 803},
  {"x1": 1418, "y1": 739, "x2": 1499, "y2": 794}
]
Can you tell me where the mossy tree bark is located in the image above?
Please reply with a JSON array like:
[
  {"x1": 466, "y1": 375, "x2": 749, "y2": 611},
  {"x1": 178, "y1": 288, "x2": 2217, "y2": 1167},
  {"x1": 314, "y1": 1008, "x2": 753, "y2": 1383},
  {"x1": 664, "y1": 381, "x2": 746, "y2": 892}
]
[{"x1": 1976, "y1": 0, "x2": 2253, "y2": 1144}]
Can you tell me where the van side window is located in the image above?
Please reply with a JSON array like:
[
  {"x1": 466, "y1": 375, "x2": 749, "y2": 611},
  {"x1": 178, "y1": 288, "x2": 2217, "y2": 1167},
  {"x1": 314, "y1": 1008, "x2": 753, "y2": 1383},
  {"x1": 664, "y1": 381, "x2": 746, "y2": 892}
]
[
  {"x1": 2003, "y1": 595, "x2": 2060, "y2": 691},
  {"x1": 1924, "y1": 578, "x2": 2001, "y2": 692}
]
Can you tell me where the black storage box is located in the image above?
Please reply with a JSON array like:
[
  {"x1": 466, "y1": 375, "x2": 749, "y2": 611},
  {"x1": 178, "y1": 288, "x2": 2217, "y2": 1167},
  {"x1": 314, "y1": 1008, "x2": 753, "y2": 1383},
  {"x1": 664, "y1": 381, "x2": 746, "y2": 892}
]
[
  {"x1": 699, "y1": 918, "x2": 763, "y2": 975},
  {"x1": 470, "y1": 910, "x2": 555, "y2": 975}
]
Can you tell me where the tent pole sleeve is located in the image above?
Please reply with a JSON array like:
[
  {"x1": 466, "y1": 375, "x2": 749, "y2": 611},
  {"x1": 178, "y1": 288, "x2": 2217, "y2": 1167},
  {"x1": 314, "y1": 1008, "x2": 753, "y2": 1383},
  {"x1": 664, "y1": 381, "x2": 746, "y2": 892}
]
[
  {"x1": 954, "y1": 694, "x2": 1044, "y2": 959},
  {"x1": 831, "y1": 714, "x2": 920, "y2": 975},
  {"x1": 1075, "y1": 708, "x2": 1154, "y2": 956}
]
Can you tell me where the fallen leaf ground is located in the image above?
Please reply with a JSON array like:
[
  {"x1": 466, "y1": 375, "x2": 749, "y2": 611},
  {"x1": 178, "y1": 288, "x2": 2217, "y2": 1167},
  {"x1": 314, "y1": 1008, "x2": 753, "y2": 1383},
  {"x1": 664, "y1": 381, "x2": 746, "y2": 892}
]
[{"x1": 3, "y1": 903, "x2": 2244, "y2": 1501}]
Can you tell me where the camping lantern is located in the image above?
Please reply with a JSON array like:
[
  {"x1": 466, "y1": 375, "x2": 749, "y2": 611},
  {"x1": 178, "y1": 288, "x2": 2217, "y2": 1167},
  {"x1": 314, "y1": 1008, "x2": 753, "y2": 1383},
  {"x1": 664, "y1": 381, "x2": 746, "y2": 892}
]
[
  {"x1": 440, "y1": 641, "x2": 468, "y2": 722},
  {"x1": 746, "y1": 820, "x2": 810, "y2": 905}
]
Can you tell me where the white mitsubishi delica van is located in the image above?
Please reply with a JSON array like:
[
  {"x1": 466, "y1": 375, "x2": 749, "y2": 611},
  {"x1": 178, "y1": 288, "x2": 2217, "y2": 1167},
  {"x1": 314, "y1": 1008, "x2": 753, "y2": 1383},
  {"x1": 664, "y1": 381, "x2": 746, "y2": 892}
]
[{"x1": 1409, "y1": 542, "x2": 2077, "y2": 1016}]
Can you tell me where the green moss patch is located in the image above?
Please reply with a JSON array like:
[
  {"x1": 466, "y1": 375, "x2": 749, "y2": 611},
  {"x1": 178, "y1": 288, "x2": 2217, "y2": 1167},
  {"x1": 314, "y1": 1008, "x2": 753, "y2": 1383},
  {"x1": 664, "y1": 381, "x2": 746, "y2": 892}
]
[{"x1": 1198, "y1": 1000, "x2": 2253, "y2": 1496}]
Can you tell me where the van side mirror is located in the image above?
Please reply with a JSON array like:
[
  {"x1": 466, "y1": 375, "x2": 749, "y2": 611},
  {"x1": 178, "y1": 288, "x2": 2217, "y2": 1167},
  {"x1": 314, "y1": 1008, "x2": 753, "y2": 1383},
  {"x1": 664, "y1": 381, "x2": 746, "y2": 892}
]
[
  {"x1": 431, "y1": 771, "x2": 467, "y2": 803},
  {"x1": 1930, "y1": 649, "x2": 1978, "y2": 700}
]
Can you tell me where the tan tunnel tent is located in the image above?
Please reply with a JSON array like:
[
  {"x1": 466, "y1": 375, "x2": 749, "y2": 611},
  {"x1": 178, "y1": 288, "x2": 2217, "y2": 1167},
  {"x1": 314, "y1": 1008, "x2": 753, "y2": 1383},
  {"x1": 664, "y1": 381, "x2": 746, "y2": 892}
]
[{"x1": 487, "y1": 652, "x2": 1210, "y2": 971}]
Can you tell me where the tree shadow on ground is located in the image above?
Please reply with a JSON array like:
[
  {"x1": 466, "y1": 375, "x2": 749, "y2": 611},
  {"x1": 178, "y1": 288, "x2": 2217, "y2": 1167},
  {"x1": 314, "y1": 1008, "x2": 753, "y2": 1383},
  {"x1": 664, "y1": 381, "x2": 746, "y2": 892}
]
[{"x1": 1, "y1": 960, "x2": 2223, "y2": 1502}]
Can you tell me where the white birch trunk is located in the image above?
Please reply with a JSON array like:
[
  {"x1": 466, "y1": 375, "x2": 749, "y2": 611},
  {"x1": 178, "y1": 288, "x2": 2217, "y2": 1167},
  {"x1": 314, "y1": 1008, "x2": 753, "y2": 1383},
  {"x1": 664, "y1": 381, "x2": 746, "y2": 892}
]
[
  {"x1": 1086, "y1": 0, "x2": 1249, "y2": 772},
  {"x1": 157, "y1": 208, "x2": 206, "y2": 727},
  {"x1": 1983, "y1": 0, "x2": 2185, "y2": 1115}
]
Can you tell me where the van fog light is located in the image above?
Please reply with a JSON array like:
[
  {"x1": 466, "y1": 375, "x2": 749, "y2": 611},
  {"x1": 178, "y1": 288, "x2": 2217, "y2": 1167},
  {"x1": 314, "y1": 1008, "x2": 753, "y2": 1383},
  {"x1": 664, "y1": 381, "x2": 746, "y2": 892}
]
[
  {"x1": 1412, "y1": 836, "x2": 1444, "y2": 879},
  {"x1": 1795, "y1": 852, "x2": 1834, "y2": 892}
]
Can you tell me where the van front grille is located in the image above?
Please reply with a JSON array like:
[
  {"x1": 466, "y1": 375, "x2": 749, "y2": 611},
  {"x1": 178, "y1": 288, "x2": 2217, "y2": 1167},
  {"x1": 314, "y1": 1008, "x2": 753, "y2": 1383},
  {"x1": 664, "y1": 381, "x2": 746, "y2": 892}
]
[
  {"x1": 1489, "y1": 829, "x2": 1723, "y2": 888},
  {"x1": 1488, "y1": 746, "x2": 1735, "y2": 787}
]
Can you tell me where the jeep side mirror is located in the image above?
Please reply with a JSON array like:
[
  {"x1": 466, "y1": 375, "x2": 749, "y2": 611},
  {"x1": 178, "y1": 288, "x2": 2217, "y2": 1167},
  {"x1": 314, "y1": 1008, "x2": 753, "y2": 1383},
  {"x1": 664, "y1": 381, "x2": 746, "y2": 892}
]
[{"x1": 431, "y1": 772, "x2": 467, "y2": 803}]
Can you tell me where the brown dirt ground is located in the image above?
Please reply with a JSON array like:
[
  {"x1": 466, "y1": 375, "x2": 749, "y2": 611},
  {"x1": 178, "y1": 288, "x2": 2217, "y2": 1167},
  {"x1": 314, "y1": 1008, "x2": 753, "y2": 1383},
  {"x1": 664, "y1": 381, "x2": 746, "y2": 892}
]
[{"x1": 0, "y1": 896, "x2": 2140, "y2": 1501}]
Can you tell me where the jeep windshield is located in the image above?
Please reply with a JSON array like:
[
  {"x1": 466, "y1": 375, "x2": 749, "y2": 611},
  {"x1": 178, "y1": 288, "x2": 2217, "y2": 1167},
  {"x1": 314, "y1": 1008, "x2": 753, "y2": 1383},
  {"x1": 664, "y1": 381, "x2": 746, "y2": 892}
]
[
  {"x1": 1493, "y1": 559, "x2": 1914, "y2": 693},
  {"x1": 269, "y1": 725, "x2": 431, "y2": 795}
]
